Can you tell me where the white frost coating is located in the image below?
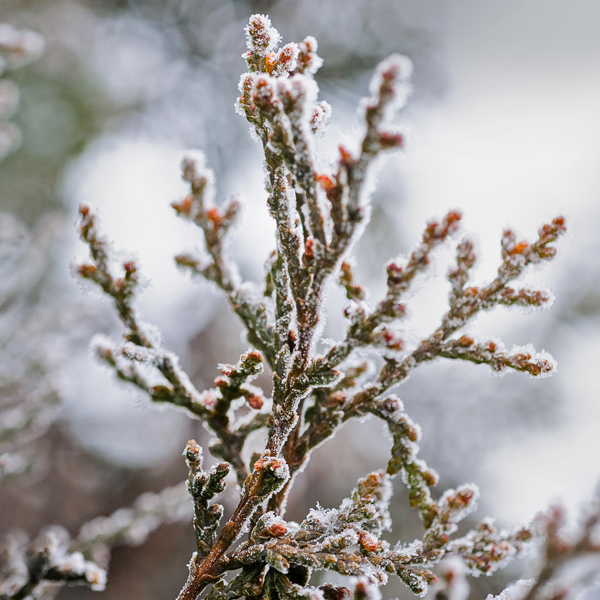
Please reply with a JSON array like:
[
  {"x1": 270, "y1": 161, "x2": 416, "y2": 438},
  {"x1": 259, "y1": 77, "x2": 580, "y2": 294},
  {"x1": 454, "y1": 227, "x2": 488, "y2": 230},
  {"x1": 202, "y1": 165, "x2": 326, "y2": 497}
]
[
  {"x1": 311, "y1": 100, "x2": 332, "y2": 138},
  {"x1": 366, "y1": 54, "x2": 413, "y2": 121},
  {"x1": 0, "y1": 406, "x2": 28, "y2": 432},
  {"x1": 440, "y1": 484, "x2": 480, "y2": 523},
  {"x1": 280, "y1": 74, "x2": 319, "y2": 133},
  {"x1": 509, "y1": 344, "x2": 557, "y2": 379},
  {"x1": 305, "y1": 504, "x2": 340, "y2": 535},
  {"x1": 331, "y1": 528, "x2": 360, "y2": 548},
  {"x1": 180, "y1": 151, "x2": 216, "y2": 206},
  {"x1": 271, "y1": 43, "x2": 299, "y2": 78},
  {"x1": 120, "y1": 341, "x2": 158, "y2": 364},
  {"x1": 516, "y1": 283, "x2": 556, "y2": 314},
  {"x1": 245, "y1": 14, "x2": 281, "y2": 56},
  {"x1": 31, "y1": 527, "x2": 108, "y2": 592},
  {"x1": 300, "y1": 36, "x2": 323, "y2": 75},
  {"x1": 90, "y1": 333, "x2": 114, "y2": 356},
  {"x1": 235, "y1": 74, "x2": 254, "y2": 118},
  {"x1": 369, "y1": 54, "x2": 413, "y2": 94},
  {"x1": 485, "y1": 579, "x2": 534, "y2": 600},
  {"x1": 379, "y1": 394, "x2": 405, "y2": 421}
]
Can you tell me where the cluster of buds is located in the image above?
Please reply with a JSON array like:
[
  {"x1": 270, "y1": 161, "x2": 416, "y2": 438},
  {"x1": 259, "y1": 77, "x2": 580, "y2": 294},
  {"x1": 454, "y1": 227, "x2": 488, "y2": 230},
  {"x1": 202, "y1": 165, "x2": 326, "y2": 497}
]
[
  {"x1": 214, "y1": 350, "x2": 266, "y2": 411},
  {"x1": 184, "y1": 440, "x2": 229, "y2": 560}
]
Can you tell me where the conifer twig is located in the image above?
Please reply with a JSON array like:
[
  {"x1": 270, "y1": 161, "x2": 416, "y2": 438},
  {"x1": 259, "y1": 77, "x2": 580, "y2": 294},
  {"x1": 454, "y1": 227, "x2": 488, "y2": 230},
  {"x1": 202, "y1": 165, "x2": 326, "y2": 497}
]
[{"x1": 62, "y1": 14, "x2": 593, "y2": 600}]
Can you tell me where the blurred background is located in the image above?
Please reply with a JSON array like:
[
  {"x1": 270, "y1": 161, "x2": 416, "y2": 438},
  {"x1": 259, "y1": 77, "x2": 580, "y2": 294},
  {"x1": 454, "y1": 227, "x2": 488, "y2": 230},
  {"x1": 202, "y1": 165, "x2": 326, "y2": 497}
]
[{"x1": 1, "y1": 0, "x2": 600, "y2": 598}]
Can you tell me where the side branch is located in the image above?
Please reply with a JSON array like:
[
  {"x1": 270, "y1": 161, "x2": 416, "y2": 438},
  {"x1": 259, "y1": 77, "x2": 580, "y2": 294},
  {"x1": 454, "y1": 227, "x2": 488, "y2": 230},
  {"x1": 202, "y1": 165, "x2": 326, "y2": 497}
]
[{"x1": 174, "y1": 157, "x2": 277, "y2": 367}]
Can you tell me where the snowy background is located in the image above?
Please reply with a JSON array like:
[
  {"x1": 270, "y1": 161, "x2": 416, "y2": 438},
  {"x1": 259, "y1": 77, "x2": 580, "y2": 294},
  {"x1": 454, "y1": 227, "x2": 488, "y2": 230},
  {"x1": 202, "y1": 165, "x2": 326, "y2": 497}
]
[{"x1": 1, "y1": 0, "x2": 600, "y2": 598}]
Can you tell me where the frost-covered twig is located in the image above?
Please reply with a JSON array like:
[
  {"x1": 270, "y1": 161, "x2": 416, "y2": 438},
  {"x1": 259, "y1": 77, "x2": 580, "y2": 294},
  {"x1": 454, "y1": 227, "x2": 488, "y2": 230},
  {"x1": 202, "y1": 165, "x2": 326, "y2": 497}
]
[
  {"x1": 0, "y1": 528, "x2": 106, "y2": 600},
  {"x1": 0, "y1": 481, "x2": 193, "y2": 599},
  {"x1": 0, "y1": 214, "x2": 62, "y2": 486},
  {"x1": 520, "y1": 504, "x2": 600, "y2": 600},
  {"x1": 77, "y1": 207, "x2": 268, "y2": 486},
  {"x1": 173, "y1": 159, "x2": 277, "y2": 367},
  {"x1": 69, "y1": 13, "x2": 587, "y2": 600}
]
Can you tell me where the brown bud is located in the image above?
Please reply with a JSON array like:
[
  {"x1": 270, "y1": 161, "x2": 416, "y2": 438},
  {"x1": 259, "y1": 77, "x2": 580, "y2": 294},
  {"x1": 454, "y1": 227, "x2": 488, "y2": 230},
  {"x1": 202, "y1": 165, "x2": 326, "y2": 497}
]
[
  {"x1": 246, "y1": 393, "x2": 264, "y2": 410},
  {"x1": 407, "y1": 424, "x2": 419, "y2": 442},
  {"x1": 123, "y1": 261, "x2": 136, "y2": 274},
  {"x1": 304, "y1": 236, "x2": 315, "y2": 258},
  {"x1": 444, "y1": 210, "x2": 462, "y2": 231},
  {"x1": 184, "y1": 440, "x2": 201, "y2": 464},
  {"x1": 327, "y1": 391, "x2": 346, "y2": 406},
  {"x1": 422, "y1": 469, "x2": 438, "y2": 486},
  {"x1": 320, "y1": 585, "x2": 351, "y2": 600},
  {"x1": 382, "y1": 397, "x2": 401, "y2": 413},
  {"x1": 459, "y1": 488, "x2": 475, "y2": 503},
  {"x1": 382, "y1": 330, "x2": 403, "y2": 350},
  {"x1": 247, "y1": 350, "x2": 263, "y2": 362},
  {"x1": 378, "y1": 131, "x2": 404, "y2": 149},
  {"x1": 386, "y1": 262, "x2": 403, "y2": 285}
]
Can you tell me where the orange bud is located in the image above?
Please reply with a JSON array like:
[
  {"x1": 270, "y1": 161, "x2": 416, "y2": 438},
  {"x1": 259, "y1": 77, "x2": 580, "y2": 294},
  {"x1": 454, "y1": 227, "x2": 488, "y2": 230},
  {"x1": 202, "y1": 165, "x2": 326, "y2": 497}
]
[
  {"x1": 444, "y1": 210, "x2": 462, "y2": 229},
  {"x1": 358, "y1": 532, "x2": 379, "y2": 552},
  {"x1": 173, "y1": 195, "x2": 194, "y2": 216},
  {"x1": 78, "y1": 264, "x2": 96, "y2": 278},
  {"x1": 456, "y1": 335, "x2": 474, "y2": 347},
  {"x1": 338, "y1": 145, "x2": 353, "y2": 164},
  {"x1": 206, "y1": 207, "x2": 222, "y2": 226},
  {"x1": 264, "y1": 52, "x2": 277, "y2": 73},
  {"x1": 511, "y1": 241, "x2": 528, "y2": 255},
  {"x1": 316, "y1": 173, "x2": 336, "y2": 192},
  {"x1": 267, "y1": 521, "x2": 287, "y2": 537}
]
